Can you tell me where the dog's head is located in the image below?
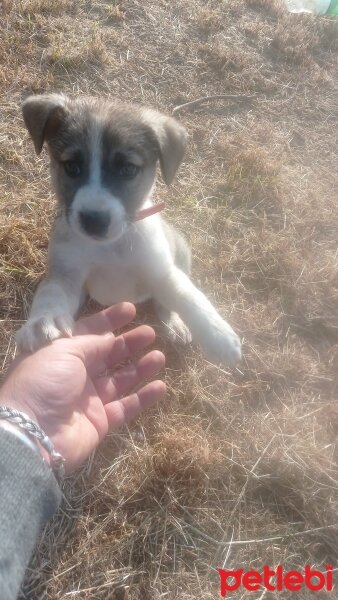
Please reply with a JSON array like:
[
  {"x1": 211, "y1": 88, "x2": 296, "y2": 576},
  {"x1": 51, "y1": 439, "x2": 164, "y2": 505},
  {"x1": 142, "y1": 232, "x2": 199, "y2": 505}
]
[{"x1": 22, "y1": 94, "x2": 187, "y2": 242}]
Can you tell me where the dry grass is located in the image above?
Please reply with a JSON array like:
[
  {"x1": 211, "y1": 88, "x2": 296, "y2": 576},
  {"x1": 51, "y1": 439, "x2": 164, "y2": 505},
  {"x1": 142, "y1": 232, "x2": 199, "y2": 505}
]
[{"x1": 1, "y1": 0, "x2": 338, "y2": 598}]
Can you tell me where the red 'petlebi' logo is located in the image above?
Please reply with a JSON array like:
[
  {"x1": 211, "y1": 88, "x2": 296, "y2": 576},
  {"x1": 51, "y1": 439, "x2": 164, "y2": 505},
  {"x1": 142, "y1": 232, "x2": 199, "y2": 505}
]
[{"x1": 218, "y1": 565, "x2": 333, "y2": 595}]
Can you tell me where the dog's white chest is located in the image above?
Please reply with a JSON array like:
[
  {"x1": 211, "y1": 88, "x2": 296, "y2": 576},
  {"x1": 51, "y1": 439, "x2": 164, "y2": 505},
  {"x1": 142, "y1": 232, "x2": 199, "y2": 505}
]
[{"x1": 85, "y1": 256, "x2": 150, "y2": 306}]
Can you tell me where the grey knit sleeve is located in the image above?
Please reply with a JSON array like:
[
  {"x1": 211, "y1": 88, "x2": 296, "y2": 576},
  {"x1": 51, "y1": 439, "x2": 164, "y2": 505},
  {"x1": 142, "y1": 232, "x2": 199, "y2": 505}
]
[{"x1": 0, "y1": 428, "x2": 61, "y2": 600}]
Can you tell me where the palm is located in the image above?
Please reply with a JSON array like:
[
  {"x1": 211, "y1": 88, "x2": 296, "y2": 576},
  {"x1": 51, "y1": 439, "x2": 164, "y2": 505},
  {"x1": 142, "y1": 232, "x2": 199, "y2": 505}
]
[
  {"x1": 1, "y1": 304, "x2": 165, "y2": 472},
  {"x1": 28, "y1": 351, "x2": 109, "y2": 466}
]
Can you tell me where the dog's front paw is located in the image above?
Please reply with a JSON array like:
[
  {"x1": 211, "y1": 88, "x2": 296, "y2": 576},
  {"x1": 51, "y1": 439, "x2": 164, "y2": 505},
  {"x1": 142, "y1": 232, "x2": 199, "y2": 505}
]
[
  {"x1": 201, "y1": 317, "x2": 242, "y2": 366},
  {"x1": 16, "y1": 313, "x2": 74, "y2": 353},
  {"x1": 164, "y1": 312, "x2": 192, "y2": 346}
]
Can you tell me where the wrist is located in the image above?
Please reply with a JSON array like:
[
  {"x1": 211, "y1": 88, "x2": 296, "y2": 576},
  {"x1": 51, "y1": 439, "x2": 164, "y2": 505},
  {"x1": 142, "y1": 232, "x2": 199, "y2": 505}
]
[
  {"x1": 0, "y1": 389, "x2": 39, "y2": 424},
  {"x1": 0, "y1": 405, "x2": 65, "y2": 476},
  {"x1": 0, "y1": 420, "x2": 51, "y2": 466}
]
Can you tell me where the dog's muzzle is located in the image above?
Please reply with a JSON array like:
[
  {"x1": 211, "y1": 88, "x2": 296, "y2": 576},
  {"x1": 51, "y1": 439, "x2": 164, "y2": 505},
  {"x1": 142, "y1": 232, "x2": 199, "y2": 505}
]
[{"x1": 79, "y1": 210, "x2": 111, "y2": 237}]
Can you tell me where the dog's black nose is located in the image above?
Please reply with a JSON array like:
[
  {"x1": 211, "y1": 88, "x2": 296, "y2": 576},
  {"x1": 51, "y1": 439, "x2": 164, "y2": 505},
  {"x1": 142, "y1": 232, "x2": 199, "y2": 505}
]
[{"x1": 79, "y1": 210, "x2": 110, "y2": 237}]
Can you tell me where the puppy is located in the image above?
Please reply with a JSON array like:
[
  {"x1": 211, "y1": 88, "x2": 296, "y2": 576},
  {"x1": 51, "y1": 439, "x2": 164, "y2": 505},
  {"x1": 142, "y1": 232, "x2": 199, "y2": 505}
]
[{"x1": 16, "y1": 94, "x2": 241, "y2": 365}]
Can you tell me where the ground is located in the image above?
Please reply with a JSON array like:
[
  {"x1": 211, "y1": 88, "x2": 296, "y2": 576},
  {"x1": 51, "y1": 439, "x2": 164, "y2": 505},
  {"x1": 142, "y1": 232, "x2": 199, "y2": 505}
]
[{"x1": 1, "y1": 0, "x2": 338, "y2": 598}]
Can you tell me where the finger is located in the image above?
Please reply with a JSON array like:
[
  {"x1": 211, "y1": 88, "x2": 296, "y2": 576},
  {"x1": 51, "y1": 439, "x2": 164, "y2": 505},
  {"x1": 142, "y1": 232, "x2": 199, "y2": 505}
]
[
  {"x1": 94, "y1": 350, "x2": 165, "y2": 403},
  {"x1": 74, "y1": 325, "x2": 156, "y2": 376},
  {"x1": 74, "y1": 303, "x2": 136, "y2": 336},
  {"x1": 104, "y1": 380, "x2": 166, "y2": 430},
  {"x1": 106, "y1": 325, "x2": 156, "y2": 369},
  {"x1": 71, "y1": 332, "x2": 117, "y2": 372}
]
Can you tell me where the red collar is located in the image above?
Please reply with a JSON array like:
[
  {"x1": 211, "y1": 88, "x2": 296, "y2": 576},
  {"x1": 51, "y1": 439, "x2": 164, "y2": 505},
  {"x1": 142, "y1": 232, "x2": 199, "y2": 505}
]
[{"x1": 134, "y1": 202, "x2": 166, "y2": 222}]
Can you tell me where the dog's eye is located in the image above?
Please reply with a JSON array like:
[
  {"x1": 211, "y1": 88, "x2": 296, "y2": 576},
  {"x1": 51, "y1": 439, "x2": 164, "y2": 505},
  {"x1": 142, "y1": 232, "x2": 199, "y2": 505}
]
[
  {"x1": 63, "y1": 160, "x2": 82, "y2": 178},
  {"x1": 118, "y1": 163, "x2": 140, "y2": 179}
]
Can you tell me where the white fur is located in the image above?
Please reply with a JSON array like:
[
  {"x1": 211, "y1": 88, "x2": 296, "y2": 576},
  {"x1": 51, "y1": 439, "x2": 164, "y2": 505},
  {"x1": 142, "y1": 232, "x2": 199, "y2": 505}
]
[
  {"x1": 17, "y1": 108, "x2": 241, "y2": 364},
  {"x1": 17, "y1": 203, "x2": 241, "y2": 365},
  {"x1": 68, "y1": 118, "x2": 127, "y2": 243},
  {"x1": 69, "y1": 186, "x2": 127, "y2": 243}
]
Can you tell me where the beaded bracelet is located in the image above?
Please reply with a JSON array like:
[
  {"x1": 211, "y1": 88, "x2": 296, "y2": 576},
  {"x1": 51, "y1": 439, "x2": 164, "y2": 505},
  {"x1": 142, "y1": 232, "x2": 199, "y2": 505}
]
[{"x1": 0, "y1": 406, "x2": 65, "y2": 478}]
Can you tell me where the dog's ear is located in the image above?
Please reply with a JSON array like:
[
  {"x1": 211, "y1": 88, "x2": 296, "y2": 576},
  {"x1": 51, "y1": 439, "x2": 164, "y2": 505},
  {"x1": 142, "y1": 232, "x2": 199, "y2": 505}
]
[
  {"x1": 142, "y1": 110, "x2": 187, "y2": 185},
  {"x1": 22, "y1": 94, "x2": 67, "y2": 155}
]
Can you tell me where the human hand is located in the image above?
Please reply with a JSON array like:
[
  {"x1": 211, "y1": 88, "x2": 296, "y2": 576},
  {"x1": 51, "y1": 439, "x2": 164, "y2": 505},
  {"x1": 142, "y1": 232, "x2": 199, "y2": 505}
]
[{"x1": 0, "y1": 303, "x2": 166, "y2": 473}]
